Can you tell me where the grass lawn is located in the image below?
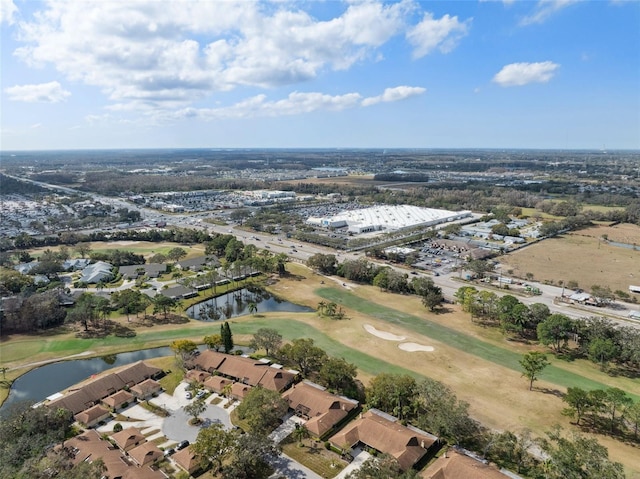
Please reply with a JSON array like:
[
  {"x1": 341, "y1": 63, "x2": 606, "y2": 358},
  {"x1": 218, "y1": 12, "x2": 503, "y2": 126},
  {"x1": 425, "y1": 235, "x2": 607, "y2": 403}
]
[
  {"x1": 500, "y1": 225, "x2": 640, "y2": 292},
  {"x1": 3, "y1": 262, "x2": 640, "y2": 476},
  {"x1": 280, "y1": 435, "x2": 346, "y2": 479},
  {"x1": 314, "y1": 287, "x2": 640, "y2": 400}
]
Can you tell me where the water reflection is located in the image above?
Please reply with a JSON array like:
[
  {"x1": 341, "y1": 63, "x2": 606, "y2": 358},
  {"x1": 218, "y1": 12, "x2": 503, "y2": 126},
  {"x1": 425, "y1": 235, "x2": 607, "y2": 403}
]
[
  {"x1": 0, "y1": 347, "x2": 172, "y2": 414},
  {"x1": 189, "y1": 286, "x2": 312, "y2": 321}
]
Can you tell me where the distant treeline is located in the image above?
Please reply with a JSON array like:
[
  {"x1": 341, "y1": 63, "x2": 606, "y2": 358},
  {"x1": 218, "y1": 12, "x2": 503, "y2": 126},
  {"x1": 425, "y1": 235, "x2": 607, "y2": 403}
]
[
  {"x1": 372, "y1": 172, "x2": 430, "y2": 182},
  {"x1": 0, "y1": 174, "x2": 48, "y2": 195}
]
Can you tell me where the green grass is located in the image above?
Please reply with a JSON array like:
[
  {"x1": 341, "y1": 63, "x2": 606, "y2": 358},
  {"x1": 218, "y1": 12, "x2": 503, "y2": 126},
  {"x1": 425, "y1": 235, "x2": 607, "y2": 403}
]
[
  {"x1": 315, "y1": 287, "x2": 640, "y2": 400},
  {"x1": 229, "y1": 316, "x2": 419, "y2": 378},
  {"x1": 280, "y1": 435, "x2": 345, "y2": 478}
]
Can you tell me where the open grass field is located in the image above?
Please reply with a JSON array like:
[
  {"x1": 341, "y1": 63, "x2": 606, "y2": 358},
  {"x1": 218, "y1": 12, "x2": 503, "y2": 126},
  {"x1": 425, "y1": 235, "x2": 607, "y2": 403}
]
[
  {"x1": 2, "y1": 262, "x2": 640, "y2": 475},
  {"x1": 500, "y1": 224, "x2": 640, "y2": 293}
]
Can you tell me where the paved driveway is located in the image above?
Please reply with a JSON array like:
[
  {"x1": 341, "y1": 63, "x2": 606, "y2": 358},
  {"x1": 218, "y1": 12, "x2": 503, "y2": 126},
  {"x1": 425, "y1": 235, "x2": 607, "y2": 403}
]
[
  {"x1": 152, "y1": 381, "x2": 233, "y2": 443},
  {"x1": 162, "y1": 404, "x2": 232, "y2": 443}
]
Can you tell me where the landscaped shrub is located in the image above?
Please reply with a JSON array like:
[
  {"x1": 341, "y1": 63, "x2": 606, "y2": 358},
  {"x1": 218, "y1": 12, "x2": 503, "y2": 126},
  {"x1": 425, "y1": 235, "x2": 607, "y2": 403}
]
[{"x1": 113, "y1": 422, "x2": 123, "y2": 433}]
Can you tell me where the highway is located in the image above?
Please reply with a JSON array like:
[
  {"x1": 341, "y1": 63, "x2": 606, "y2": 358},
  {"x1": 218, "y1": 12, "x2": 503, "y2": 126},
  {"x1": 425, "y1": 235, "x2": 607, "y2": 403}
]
[{"x1": 8, "y1": 174, "x2": 640, "y2": 328}]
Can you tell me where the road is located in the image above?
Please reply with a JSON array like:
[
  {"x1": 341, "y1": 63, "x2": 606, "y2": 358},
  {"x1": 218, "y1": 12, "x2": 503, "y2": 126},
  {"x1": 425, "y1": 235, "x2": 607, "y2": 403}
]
[{"x1": 9, "y1": 174, "x2": 640, "y2": 328}]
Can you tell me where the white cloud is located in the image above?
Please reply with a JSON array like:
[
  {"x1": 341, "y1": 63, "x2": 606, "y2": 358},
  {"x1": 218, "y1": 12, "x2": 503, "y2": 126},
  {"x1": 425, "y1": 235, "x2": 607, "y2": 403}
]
[
  {"x1": 520, "y1": 0, "x2": 579, "y2": 26},
  {"x1": 163, "y1": 85, "x2": 424, "y2": 122},
  {"x1": 4, "y1": 81, "x2": 71, "y2": 102},
  {"x1": 492, "y1": 61, "x2": 559, "y2": 87},
  {"x1": 0, "y1": 0, "x2": 17, "y2": 25},
  {"x1": 361, "y1": 86, "x2": 426, "y2": 106},
  {"x1": 8, "y1": 1, "x2": 448, "y2": 115},
  {"x1": 406, "y1": 12, "x2": 471, "y2": 58}
]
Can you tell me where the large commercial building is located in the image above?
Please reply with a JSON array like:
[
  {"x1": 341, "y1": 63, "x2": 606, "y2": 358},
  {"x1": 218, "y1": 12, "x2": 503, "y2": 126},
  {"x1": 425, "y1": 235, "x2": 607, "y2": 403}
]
[{"x1": 306, "y1": 204, "x2": 472, "y2": 235}]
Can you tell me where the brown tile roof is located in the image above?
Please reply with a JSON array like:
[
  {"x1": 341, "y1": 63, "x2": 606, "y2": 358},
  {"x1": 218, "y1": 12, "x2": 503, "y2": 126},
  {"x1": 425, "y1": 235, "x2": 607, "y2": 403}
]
[
  {"x1": 329, "y1": 409, "x2": 438, "y2": 471},
  {"x1": 102, "y1": 389, "x2": 134, "y2": 409},
  {"x1": 231, "y1": 382, "x2": 252, "y2": 399},
  {"x1": 63, "y1": 430, "x2": 130, "y2": 478},
  {"x1": 122, "y1": 467, "x2": 167, "y2": 479},
  {"x1": 130, "y1": 378, "x2": 162, "y2": 398},
  {"x1": 421, "y1": 448, "x2": 521, "y2": 479},
  {"x1": 74, "y1": 404, "x2": 111, "y2": 426},
  {"x1": 186, "y1": 369, "x2": 212, "y2": 383},
  {"x1": 189, "y1": 351, "x2": 296, "y2": 392},
  {"x1": 188, "y1": 349, "x2": 227, "y2": 371},
  {"x1": 282, "y1": 381, "x2": 358, "y2": 437},
  {"x1": 172, "y1": 445, "x2": 203, "y2": 474},
  {"x1": 47, "y1": 361, "x2": 162, "y2": 414},
  {"x1": 203, "y1": 375, "x2": 232, "y2": 393},
  {"x1": 116, "y1": 361, "x2": 162, "y2": 386},
  {"x1": 128, "y1": 441, "x2": 163, "y2": 467},
  {"x1": 111, "y1": 427, "x2": 146, "y2": 452}
]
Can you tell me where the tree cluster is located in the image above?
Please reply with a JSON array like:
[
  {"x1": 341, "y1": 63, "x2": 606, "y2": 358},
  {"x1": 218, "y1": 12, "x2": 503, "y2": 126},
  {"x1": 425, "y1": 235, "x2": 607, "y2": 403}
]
[
  {"x1": 0, "y1": 403, "x2": 101, "y2": 479},
  {"x1": 190, "y1": 422, "x2": 282, "y2": 479},
  {"x1": 562, "y1": 386, "x2": 640, "y2": 438}
]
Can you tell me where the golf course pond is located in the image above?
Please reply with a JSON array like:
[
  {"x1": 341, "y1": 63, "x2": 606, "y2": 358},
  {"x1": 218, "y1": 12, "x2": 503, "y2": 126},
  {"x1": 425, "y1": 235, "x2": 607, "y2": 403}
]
[{"x1": 187, "y1": 286, "x2": 312, "y2": 321}]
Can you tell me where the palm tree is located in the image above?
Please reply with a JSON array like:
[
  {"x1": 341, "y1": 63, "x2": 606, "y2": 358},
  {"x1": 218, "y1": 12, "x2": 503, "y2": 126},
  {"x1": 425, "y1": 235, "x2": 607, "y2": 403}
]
[
  {"x1": 317, "y1": 301, "x2": 327, "y2": 316},
  {"x1": 248, "y1": 301, "x2": 258, "y2": 316},
  {"x1": 293, "y1": 423, "x2": 309, "y2": 446}
]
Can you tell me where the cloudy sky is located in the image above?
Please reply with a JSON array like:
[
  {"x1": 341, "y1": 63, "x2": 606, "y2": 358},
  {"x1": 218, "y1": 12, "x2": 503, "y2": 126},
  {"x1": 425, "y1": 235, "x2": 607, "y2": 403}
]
[{"x1": 1, "y1": 0, "x2": 638, "y2": 150}]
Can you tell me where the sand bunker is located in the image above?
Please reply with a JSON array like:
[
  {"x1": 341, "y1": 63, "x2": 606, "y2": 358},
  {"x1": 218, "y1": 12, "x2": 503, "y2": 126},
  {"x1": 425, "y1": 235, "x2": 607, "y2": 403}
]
[
  {"x1": 363, "y1": 324, "x2": 406, "y2": 341},
  {"x1": 398, "y1": 342, "x2": 435, "y2": 352}
]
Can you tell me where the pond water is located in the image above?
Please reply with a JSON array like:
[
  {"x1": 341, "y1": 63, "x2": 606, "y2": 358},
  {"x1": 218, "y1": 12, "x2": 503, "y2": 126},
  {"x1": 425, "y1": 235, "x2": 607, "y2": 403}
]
[
  {"x1": 0, "y1": 347, "x2": 175, "y2": 414},
  {"x1": 187, "y1": 286, "x2": 312, "y2": 321}
]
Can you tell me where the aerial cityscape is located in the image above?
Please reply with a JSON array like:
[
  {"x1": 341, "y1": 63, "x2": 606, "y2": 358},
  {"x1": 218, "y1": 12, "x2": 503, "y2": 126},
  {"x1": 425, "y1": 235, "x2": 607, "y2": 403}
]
[{"x1": 1, "y1": 1, "x2": 640, "y2": 479}]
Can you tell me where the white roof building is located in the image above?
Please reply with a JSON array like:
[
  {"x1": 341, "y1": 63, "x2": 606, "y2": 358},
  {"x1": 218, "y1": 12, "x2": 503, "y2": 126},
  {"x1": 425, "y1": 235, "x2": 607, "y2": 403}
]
[
  {"x1": 80, "y1": 261, "x2": 114, "y2": 284},
  {"x1": 307, "y1": 205, "x2": 471, "y2": 236}
]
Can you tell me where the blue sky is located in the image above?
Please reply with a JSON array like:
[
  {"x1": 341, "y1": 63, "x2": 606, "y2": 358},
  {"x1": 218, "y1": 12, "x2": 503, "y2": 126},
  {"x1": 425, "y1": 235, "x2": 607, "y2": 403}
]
[{"x1": 1, "y1": 0, "x2": 639, "y2": 150}]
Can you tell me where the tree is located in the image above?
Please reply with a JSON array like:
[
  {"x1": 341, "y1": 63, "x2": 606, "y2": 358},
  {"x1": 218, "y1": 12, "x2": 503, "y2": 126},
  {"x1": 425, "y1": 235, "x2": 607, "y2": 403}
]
[
  {"x1": 249, "y1": 328, "x2": 282, "y2": 357},
  {"x1": 204, "y1": 334, "x2": 223, "y2": 351},
  {"x1": 625, "y1": 401, "x2": 640, "y2": 438},
  {"x1": 277, "y1": 338, "x2": 327, "y2": 377},
  {"x1": 247, "y1": 301, "x2": 258, "y2": 316},
  {"x1": 167, "y1": 247, "x2": 187, "y2": 262},
  {"x1": 317, "y1": 357, "x2": 359, "y2": 397},
  {"x1": 603, "y1": 388, "x2": 632, "y2": 433},
  {"x1": 519, "y1": 351, "x2": 550, "y2": 390},
  {"x1": 221, "y1": 322, "x2": 234, "y2": 353},
  {"x1": 367, "y1": 373, "x2": 417, "y2": 421},
  {"x1": 0, "y1": 403, "x2": 75, "y2": 478},
  {"x1": 170, "y1": 339, "x2": 198, "y2": 360},
  {"x1": 413, "y1": 378, "x2": 478, "y2": 446},
  {"x1": 152, "y1": 294, "x2": 179, "y2": 320},
  {"x1": 110, "y1": 289, "x2": 149, "y2": 321},
  {"x1": 539, "y1": 426, "x2": 625, "y2": 479},
  {"x1": 306, "y1": 253, "x2": 338, "y2": 275},
  {"x1": 345, "y1": 454, "x2": 417, "y2": 479},
  {"x1": 192, "y1": 422, "x2": 238, "y2": 473},
  {"x1": 224, "y1": 432, "x2": 281, "y2": 479},
  {"x1": 73, "y1": 242, "x2": 91, "y2": 258},
  {"x1": 148, "y1": 253, "x2": 167, "y2": 264},
  {"x1": 588, "y1": 338, "x2": 619, "y2": 370},
  {"x1": 293, "y1": 423, "x2": 309, "y2": 445},
  {"x1": 537, "y1": 314, "x2": 573, "y2": 351},
  {"x1": 422, "y1": 289, "x2": 444, "y2": 312},
  {"x1": 235, "y1": 386, "x2": 289, "y2": 435},
  {"x1": 562, "y1": 387, "x2": 592, "y2": 426},
  {"x1": 184, "y1": 397, "x2": 207, "y2": 424}
]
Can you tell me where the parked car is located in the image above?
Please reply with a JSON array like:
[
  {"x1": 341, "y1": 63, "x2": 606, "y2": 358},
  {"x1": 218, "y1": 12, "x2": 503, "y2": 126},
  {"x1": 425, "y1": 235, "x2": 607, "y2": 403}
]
[
  {"x1": 185, "y1": 391, "x2": 192, "y2": 400},
  {"x1": 195, "y1": 390, "x2": 206, "y2": 399},
  {"x1": 163, "y1": 448, "x2": 175, "y2": 457},
  {"x1": 177, "y1": 440, "x2": 190, "y2": 450}
]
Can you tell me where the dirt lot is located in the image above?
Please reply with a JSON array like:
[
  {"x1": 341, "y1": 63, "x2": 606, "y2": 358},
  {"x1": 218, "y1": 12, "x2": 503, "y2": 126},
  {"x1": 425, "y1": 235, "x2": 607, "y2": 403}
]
[{"x1": 500, "y1": 224, "x2": 640, "y2": 294}]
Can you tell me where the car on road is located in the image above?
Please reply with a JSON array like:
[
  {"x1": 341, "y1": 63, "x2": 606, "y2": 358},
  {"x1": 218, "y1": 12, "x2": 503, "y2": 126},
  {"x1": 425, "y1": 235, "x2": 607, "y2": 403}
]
[{"x1": 177, "y1": 440, "x2": 189, "y2": 450}]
